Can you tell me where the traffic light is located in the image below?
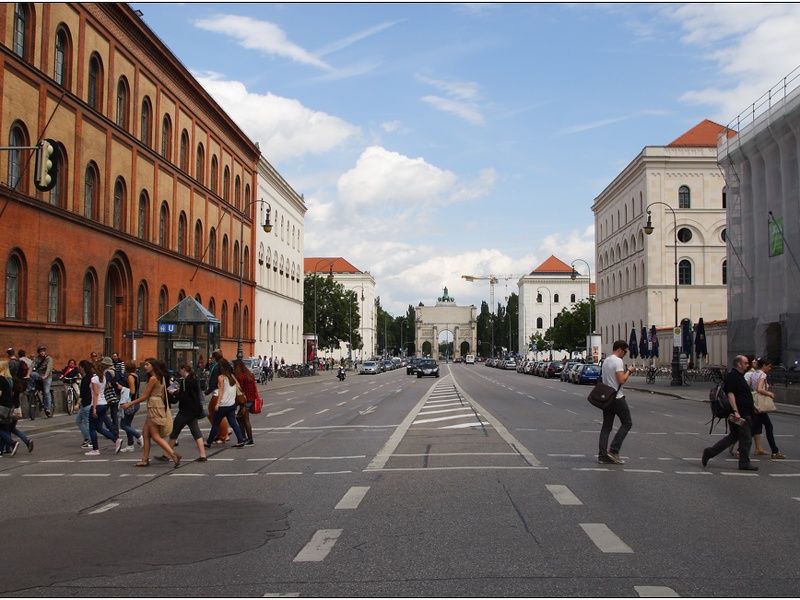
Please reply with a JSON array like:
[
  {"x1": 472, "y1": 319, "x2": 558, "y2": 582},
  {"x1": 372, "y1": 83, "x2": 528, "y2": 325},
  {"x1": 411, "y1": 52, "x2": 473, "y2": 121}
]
[{"x1": 34, "y1": 138, "x2": 60, "y2": 192}]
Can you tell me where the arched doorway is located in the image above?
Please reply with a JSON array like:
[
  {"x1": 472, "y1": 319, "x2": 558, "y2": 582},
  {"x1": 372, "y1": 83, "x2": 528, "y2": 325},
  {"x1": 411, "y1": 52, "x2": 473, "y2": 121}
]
[
  {"x1": 104, "y1": 255, "x2": 131, "y2": 357},
  {"x1": 422, "y1": 341, "x2": 432, "y2": 357},
  {"x1": 438, "y1": 329, "x2": 453, "y2": 361},
  {"x1": 460, "y1": 341, "x2": 470, "y2": 357}
]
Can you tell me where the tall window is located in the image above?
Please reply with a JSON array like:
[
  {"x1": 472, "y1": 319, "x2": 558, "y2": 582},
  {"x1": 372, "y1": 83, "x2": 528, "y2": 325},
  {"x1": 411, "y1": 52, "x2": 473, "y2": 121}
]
[
  {"x1": 210, "y1": 156, "x2": 218, "y2": 194},
  {"x1": 13, "y1": 3, "x2": 29, "y2": 59},
  {"x1": 678, "y1": 185, "x2": 691, "y2": 209},
  {"x1": 54, "y1": 28, "x2": 70, "y2": 87},
  {"x1": 722, "y1": 260, "x2": 728, "y2": 285},
  {"x1": 234, "y1": 176, "x2": 241, "y2": 210},
  {"x1": 194, "y1": 220, "x2": 203, "y2": 259},
  {"x1": 138, "y1": 191, "x2": 149, "y2": 240},
  {"x1": 113, "y1": 178, "x2": 125, "y2": 230},
  {"x1": 179, "y1": 129, "x2": 189, "y2": 172},
  {"x1": 7, "y1": 124, "x2": 26, "y2": 190},
  {"x1": 221, "y1": 302, "x2": 228, "y2": 337},
  {"x1": 178, "y1": 212, "x2": 187, "y2": 254},
  {"x1": 209, "y1": 229, "x2": 217, "y2": 267},
  {"x1": 84, "y1": 163, "x2": 98, "y2": 219},
  {"x1": 83, "y1": 272, "x2": 95, "y2": 326},
  {"x1": 679, "y1": 259, "x2": 692, "y2": 285},
  {"x1": 5, "y1": 256, "x2": 21, "y2": 319},
  {"x1": 116, "y1": 77, "x2": 129, "y2": 130},
  {"x1": 159, "y1": 287, "x2": 168, "y2": 317},
  {"x1": 49, "y1": 141, "x2": 64, "y2": 207},
  {"x1": 161, "y1": 115, "x2": 172, "y2": 160},
  {"x1": 537, "y1": 317, "x2": 543, "y2": 329},
  {"x1": 222, "y1": 235, "x2": 229, "y2": 271},
  {"x1": 137, "y1": 283, "x2": 147, "y2": 329},
  {"x1": 140, "y1": 97, "x2": 152, "y2": 146},
  {"x1": 223, "y1": 167, "x2": 230, "y2": 202},
  {"x1": 87, "y1": 54, "x2": 102, "y2": 110},
  {"x1": 196, "y1": 144, "x2": 205, "y2": 185},
  {"x1": 47, "y1": 265, "x2": 61, "y2": 323},
  {"x1": 159, "y1": 203, "x2": 169, "y2": 248}
]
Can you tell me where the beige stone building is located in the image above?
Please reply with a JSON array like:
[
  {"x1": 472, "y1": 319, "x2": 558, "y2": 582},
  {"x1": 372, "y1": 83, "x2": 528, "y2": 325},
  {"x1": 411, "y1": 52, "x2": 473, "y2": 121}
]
[{"x1": 593, "y1": 121, "x2": 728, "y2": 364}]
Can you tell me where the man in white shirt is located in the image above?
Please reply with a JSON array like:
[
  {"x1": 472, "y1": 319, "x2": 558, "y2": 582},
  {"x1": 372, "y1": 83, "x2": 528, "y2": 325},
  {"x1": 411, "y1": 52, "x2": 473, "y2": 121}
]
[{"x1": 598, "y1": 340, "x2": 636, "y2": 465}]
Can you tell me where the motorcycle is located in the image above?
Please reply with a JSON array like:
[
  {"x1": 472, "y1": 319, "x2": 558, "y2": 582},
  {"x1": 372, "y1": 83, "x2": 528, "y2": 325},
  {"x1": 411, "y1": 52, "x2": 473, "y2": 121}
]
[{"x1": 337, "y1": 367, "x2": 346, "y2": 381}]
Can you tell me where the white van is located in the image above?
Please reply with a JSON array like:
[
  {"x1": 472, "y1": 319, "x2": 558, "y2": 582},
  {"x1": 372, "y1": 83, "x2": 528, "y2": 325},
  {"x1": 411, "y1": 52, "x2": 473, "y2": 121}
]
[{"x1": 465, "y1": 355, "x2": 475, "y2": 364}]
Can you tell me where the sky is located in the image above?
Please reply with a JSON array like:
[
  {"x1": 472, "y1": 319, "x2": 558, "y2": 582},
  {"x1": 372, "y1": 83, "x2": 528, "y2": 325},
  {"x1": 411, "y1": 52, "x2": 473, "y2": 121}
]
[{"x1": 133, "y1": 2, "x2": 800, "y2": 316}]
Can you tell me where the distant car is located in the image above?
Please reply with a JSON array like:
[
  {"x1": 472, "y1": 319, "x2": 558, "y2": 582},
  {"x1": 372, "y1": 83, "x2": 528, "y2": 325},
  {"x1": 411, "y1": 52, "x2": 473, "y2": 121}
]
[
  {"x1": 406, "y1": 358, "x2": 421, "y2": 375},
  {"x1": 417, "y1": 359, "x2": 440, "y2": 378},
  {"x1": 382, "y1": 360, "x2": 394, "y2": 372},
  {"x1": 543, "y1": 361, "x2": 564, "y2": 379},
  {"x1": 575, "y1": 364, "x2": 601, "y2": 385},
  {"x1": 465, "y1": 355, "x2": 475, "y2": 365},
  {"x1": 568, "y1": 363, "x2": 583, "y2": 383},
  {"x1": 503, "y1": 359, "x2": 517, "y2": 370},
  {"x1": 360, "y1": 361, "x2": 379, "y2": 375},
  {"x1": 561, "y1": 362, "x2": 580, "y2": 382}
]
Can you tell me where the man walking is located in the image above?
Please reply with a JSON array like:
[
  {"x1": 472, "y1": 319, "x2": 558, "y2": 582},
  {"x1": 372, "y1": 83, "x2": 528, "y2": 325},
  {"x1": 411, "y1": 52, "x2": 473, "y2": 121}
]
[
  {"x1": 30, "y1": 346, "x2": 54, "y2": 417},
  {"x1": 598, "y1": 340, "x2": 636, "y2": 465},
  {"x1": 702, "y1": 355, "x2": 759, "y2": 471}
]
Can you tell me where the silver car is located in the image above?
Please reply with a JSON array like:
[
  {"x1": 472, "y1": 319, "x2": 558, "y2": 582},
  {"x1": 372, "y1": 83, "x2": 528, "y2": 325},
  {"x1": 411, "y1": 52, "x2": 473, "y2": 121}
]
[{"x1": 360, "y1": 361, "x2": 379, "y2": 374}]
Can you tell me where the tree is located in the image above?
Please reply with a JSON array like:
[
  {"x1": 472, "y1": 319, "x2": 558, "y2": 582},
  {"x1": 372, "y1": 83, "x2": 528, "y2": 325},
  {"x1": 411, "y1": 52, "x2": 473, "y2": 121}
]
[
  {"x1": 549, "y1": 299, "x2": 595, "y2": 353},
  {"x1": 303, "y1": 274, "x2": 361, "y2": 352}
]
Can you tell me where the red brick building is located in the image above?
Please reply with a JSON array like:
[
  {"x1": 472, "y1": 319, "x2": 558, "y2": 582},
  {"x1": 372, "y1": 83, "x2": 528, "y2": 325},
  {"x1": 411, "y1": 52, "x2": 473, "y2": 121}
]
[{"x1": 1, "y1": 3, "x2": 261, "y2": 364}]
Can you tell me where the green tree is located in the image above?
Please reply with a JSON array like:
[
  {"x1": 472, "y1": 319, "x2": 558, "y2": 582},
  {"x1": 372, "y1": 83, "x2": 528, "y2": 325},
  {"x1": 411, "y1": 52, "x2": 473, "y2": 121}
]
[
  {"x1": 303, "y1": 274, "x2": 361, "y2": 352},
  {"x1": 549, "y1": 299, "x2": 595, "y2": 353}
]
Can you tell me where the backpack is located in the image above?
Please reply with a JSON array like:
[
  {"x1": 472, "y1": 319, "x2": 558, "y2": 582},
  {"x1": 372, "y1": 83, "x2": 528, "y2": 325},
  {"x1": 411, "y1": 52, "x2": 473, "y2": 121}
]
[{"x1": 707, "y1": 383, "x2": 732, "y2": 433}]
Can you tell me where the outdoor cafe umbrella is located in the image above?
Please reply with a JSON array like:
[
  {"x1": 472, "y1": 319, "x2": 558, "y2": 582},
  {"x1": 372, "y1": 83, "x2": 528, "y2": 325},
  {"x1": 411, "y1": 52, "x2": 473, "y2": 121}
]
[
  {"x1": 681, "y1": 318, "x2": 693, "y2": 356},
  {"x1": 639, "y1": 326, "x2": 649, "y2": 359},
  {"x1": 650, "y1": 325, "x2": 659, "y2": 358},
  {"x1": 695, "y1": 318, "x2": 708, "y2": 358},
  {"x1": 629, "y1": 328, "x2": 639, "y2": 359}
]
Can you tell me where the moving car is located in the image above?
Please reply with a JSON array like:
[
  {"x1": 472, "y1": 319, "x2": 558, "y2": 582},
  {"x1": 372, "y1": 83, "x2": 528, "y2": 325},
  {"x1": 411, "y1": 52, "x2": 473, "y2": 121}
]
[
  {"x1": 465, "y1": 354, "x2": 475, "y2": 364},
  {"x1": 416, "y1": 359, "x2": 440, "y2": 378},
  {"x1": 406, "y1": 358, "x2": 421, "y2": 375},
  {"x1": 360, "y1": 361, "x2": 379, "y2": 375}
]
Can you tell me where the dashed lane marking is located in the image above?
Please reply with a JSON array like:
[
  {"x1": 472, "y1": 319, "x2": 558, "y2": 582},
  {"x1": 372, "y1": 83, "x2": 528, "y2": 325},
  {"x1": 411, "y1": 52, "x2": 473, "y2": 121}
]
[
  {"x1": 580, "y1": 523, "x2": 634, "y2": 553},
  {"x1": 88, "y1": 502, "x2": 119, "y2": 514},
  {"x1": 546, "y1": 484, "x2": 583, "y2": 505},
  {"x1": 293, "y1": 529, "x2": 343, "y2": 562},
  {"x1": 335, "y1": 486, "x2": 370, "y2": 509},
  {"x1": 635, "y1": 586, "x2": 680, "y2": 597}
]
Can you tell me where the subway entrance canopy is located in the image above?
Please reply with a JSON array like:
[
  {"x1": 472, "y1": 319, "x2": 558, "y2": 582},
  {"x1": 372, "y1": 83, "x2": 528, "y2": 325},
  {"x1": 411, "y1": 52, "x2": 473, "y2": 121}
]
[{"x1": 157, "y1": 296, "x2": 220, "y2": 373}]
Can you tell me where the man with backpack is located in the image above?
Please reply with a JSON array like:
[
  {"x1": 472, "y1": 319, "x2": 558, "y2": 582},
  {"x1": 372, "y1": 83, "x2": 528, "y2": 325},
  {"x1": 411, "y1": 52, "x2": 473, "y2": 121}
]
[{"x1": 702, "y1": 355, "x2": 759, "y2": 471}]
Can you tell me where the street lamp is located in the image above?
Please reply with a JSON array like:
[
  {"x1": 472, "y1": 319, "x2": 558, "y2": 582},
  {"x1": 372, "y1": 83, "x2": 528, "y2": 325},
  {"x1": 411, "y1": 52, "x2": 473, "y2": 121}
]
[
  {"x1": 237, "y1": 198, "x2": 272, "y2": 359},
  {"x1": 312, "y1": 258, "x2": 335, "y2": 368},
  {"x1": 360, "y1": 284, "x2": 365, "y2": 359},
  {"x1": 401, "y1": 319, "x2": 407, "y2": 357},
  {"x1": 570, "y1": 259, "x2": 593, "y2": 360},
  {"x1": 537, "y1": 286, "x2": 553, "y2": 360},
  {"x1": 644, "y1": 202, "x2": 682, "y2": 386}
]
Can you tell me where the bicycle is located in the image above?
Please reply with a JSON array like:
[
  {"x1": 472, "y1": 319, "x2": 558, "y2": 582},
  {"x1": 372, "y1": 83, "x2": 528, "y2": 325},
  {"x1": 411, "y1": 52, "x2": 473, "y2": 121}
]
[
  {"x1": 26, "y1": 380, "x2": 47, "y2": 420},
  {"x1": 645, "y1": 366, "x2": 656, "y2": 384},
  {"x1": 63, "y1": 376, "x2": 80, "y2": 415}
]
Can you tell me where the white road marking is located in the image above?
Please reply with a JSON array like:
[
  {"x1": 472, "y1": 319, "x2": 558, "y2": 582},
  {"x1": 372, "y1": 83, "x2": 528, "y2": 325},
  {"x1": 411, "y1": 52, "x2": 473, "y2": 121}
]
[
  {"x1": 89, "y1": 502, "x2": 119, "y2": 514},
  {"x1": 293, "y1": 529, "x2": 343, "y2": 562},
  {"x1": 676, "y1": 471, "x2": 713, "y2": 475},
  {"x1": 623, "y1": 469, "x2": 662, "y2": 473},
  {"x1": 215, "y1": 473, "x2": 257, "y2": 477},
  {"x1": 441, "y1": 421, "x2": 490, "y2": 429},
  {"x1": 635, "y1": 585, "x2": 680, "y2": 597},
  {"x1": 315, "y1": 409, "x2": 329, "y2": 414},
  {"x1": 335, "y1": 486, "x2": 370, "y2": 510},
  {"x1": 418, "y1": 407, "x2": 475, "y2": 416},
  {"x1": 266, "y1": 408, "x2": 295, "y2": 417},
  {"x1": 580, "y1": 523, "x2": 634, "y2": 553},
  {"x1": 23, "y1": 473, "x2": 64, "y2": 477},
  {"x1": 263, "y1": 593, "x2": 300, "y2": 597},
  {"x1": 71, "y1": 473, "x2": 111, "y2": 477},
  {"x1": 246, "y1": 458, "x2": 279, "y2": 462},
  {"x1": 413, "y1": 414, "x2": 478, "y2": 425},
  {"x1": 769, "y1": 473, "x2": 800, "y2": 477},
  {"x1": 266, "y1": 472, "x2": 303, "y2": 476},
  {"x1": 288, "y1": 455, "x2": 365, "y2": 460},
  {"x1": 315, "y1": 470, "x2": 352, "y2": 475},
  {"x1": 546, "y1": 484, "x2": 583, "y2": 505},
  {"x1": 286, "y1": 419, "x2": 305, "y2": 428},
  {"x1": 721, "y1": 472, "x2": 759, "y2": 477}
]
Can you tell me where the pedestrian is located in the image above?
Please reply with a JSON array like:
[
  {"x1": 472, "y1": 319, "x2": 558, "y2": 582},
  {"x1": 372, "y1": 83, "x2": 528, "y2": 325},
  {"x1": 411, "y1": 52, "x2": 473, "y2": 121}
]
[
  {"x1": 159, "y1": 362, "x2": 207, "y2": 462},
  {"x1": 204, "y1": 358, "x2": 245, "y2": 449},
  {"x1": 76, "y1": 360, "x2": 93, "y2": 447},
  {"x1": 100, "y1": 356, "x2": 120, "y2": 437},
  {"x1": 598, "y1": 340, "x2": 635, "y2": 465},
  {"x1": 30, "y1": 346, "x2": 54, "y2": 416},
  {"x1": 204, "y1": 350, "x2": 229, "y2": 443},
  {"x1": 118, "y1": 360, "x2": 142, "y2": 452},
  {"x1": 121, "y1": 358, "x2": 180, "y2": 468},
  {"x1": 702, "y1": 355, "x2": 759, "y2": 471},
  {"x1": 85, "y1": 359, "x2": 123, "y2": 456},
  {"x1": 233, "y1": 358, "x2": 257, "y2": 446},
  {"x1": 750, "y1": 357, "x2": 785, "y2": 459},
  {"x1": 0, "y1": 359, "x2": 34, "y2": 456}
]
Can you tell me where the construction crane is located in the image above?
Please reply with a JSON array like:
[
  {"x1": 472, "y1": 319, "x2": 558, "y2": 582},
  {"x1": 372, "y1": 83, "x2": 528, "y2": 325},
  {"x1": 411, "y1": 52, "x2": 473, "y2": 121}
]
[{"x1": 461, "y1": 274, "x2": 525, "y2": 314}]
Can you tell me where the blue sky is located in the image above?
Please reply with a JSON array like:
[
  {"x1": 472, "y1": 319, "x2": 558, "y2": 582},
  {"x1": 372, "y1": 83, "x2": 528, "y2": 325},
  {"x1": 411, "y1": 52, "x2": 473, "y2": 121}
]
[{"x1": 133, "y1": 2, "x2": 800, "y2": 315}]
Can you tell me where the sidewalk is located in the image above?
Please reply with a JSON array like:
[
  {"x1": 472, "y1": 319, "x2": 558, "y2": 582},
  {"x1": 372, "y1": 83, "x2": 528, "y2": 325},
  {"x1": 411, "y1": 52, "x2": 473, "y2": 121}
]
[{"x1": 14, "y1": 370, "x2": 341, "y2": 437}]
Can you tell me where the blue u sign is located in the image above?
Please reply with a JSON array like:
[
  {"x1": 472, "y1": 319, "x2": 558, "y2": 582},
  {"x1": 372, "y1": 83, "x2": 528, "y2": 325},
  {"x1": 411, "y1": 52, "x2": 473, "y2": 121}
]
[{"x1": 158, "y1": 324, "x2": 176, "y2": 333}]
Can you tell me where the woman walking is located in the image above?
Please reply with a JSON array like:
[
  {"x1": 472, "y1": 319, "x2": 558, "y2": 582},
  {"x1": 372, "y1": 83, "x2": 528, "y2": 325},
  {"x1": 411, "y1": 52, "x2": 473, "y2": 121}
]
[
  {"x1": 1, "y1": 359, "x2": 34, "y2": 456},
  {"x1": 121, "y1": 358, "x2": 180, "y2": 468},
  {"x1": 160, "y1": 363, "x2": 207, "y2": 462},
  {"x1": 750, "y1": 357, "x2": 786, "y2": 459},
  {"x1": 85, "y1": 360, "x2": 123, "y2": 456},
  {"x1": 118, "y1": 361, "x2": 143, "y2": 452},
  {"x1": 204, "y1": 358, "x2": 245, "y2": 449},
  {"x1": 76, "y1": 360, "x2": 93, "y2": 447},
  {"x1": 233, "y1": 359, "x2": 257, "y2": 446}
]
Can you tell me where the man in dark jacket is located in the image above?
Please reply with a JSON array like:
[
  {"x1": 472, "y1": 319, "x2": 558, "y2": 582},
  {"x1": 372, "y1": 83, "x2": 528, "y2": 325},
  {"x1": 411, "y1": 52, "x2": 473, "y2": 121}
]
[{"x1": 702, "y1": 355, "x2": 758, "y2": 471}]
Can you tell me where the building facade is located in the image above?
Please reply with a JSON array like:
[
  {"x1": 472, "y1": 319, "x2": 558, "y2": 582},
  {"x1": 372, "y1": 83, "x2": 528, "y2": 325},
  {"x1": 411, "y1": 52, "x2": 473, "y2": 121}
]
[
  {"x1": 1, "y1": 3, "x2": 261, "y2": 363},
  {"x1": 254, "y1": 156, "x2": 306, "y2": 364},
  {"x1": 718, "y1": 67, "x2": 800, "y2": 365},
  {"x1": 416, "y1": 288, "x2": 477, "y2": 359},
  {"x1": 593, "y1": 121, "x2": 729, "y2": 364}
]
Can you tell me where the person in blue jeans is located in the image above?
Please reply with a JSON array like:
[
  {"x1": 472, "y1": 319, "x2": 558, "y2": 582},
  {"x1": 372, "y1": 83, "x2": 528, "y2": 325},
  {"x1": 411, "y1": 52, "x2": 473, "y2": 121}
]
[
  {"x1": 29, "y1": 346, "x2": 54, "y2": 416},
  {"x1": 84, "y1": 360, "x2": 122, "y2": 456},
  {"x1": 204, "y1": 358, "x2": 244, "y2": 449},
  {"x1": 118, "y1": 361, "x2": 142, "y2": 452}
]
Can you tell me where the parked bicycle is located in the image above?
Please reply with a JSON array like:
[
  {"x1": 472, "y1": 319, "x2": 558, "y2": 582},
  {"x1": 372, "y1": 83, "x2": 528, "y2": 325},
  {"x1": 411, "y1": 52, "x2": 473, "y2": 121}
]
[{"x1": 63, "y1": 375, "x2": 80, "y2": 415}]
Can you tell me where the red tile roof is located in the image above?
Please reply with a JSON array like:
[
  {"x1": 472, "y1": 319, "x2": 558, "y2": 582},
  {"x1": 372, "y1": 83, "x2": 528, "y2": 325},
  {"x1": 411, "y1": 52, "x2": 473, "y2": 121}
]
[
  {"x1": 304, "y1": 257, "x2": 361, "y2": 274},
  {"x1": 667, "y1": 119, "x2": 736, "y2": 147},
  {"x1": 530, "y1": 255, "x2": 575, "y2": 275}
]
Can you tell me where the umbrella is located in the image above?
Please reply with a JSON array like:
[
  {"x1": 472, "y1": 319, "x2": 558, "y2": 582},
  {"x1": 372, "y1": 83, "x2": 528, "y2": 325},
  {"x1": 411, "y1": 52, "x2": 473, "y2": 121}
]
[
  {"x1": 639, "y1": 326, "x2": 649, "y2": 359},
  {"x1": 681, "y1": 318, "x2": 693, "y2": 357},
  {"x1": 650, "y1": 325, "x2": 659, "y2": 358},
  {"x1": 629, "y1": 328, "x2": 639, "y2": 359},
  {"x1": 695, "y1": 318, "x2": 708, "y2": 358}
]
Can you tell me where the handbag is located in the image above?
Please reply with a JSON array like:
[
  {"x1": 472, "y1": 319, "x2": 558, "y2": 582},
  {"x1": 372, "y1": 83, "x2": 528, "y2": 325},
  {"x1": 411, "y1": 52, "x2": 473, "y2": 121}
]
[
  {"x1": 235, "y1": 381, "x2": 247, "y2": 405},
  {"x1": 753, "y1": 391, "x2": 777, "y2": 413},
  {"x1": 251, "y1": 396, "x2": 263, "y2": 414},
  {"x1": 103, "y1": 376, "x2": 119, "y2": 405},
  {"x1": 0, "y1": 404, "x2": 13, "y2": 424},
  {"x1": 587, "y1": 382, "x2": 618, "y2": 410}
]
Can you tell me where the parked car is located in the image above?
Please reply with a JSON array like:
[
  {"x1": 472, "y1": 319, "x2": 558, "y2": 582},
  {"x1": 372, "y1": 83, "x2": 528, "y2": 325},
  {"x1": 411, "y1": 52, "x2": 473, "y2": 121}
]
[
  {"x1": 382, "y1": 360, "x2": 394, "y2": 372},
  {"x1": 568, "y1": 363, "x2": 583, "y2": 383},
  {"x1": 561, "y1": 362, "x2": 580, "y2": 382},
  {"x1": 406, "y1": 358, "x2": 422, "y2": 375},
  {"x1": 360, "y1": 361, "x2": 380, "y2": 375},
  {"x1": 504, "y1": 359, "x2": 517, "y2": 370},
  {"x1": 417, "y1": 359, "x2": 440, "y2": 378},
  {"x1": 543, "y1": 361, "x2": 564, "y2": 379},
  {"x1": 575, "y1": 364, "x2": 601, "y2": 385}
]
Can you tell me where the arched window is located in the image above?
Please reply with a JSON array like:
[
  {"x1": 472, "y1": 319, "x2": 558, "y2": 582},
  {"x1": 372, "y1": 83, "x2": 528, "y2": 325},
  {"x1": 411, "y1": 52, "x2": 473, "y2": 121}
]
[
  {"x1": 179, "y1": 129, "x2": 189, "y2": 172},
  {"x1": 243, "y1": 306, "x2": 249, "y2": 339},
  {"x1": 178, "y1": 212, "x2": 187, "y2": 254},
  {"x1": 195, "y1": 143, "x2": 205, "y2": 185},
  {"x1": 536, "y1": 317, "x2": 543, "y2": 329},
  {"x1": 722, "y1": 260, "x2": 728, "y2": 285},
  {"x1": 222, "y1": 235, "x2": 229, "y2": 271},
  {"x1": 83, "y1": 271, "x2": 95, "y2": 326},
  {"x1": 47, "y1": 264, "x2": 62, "y2": 323},
  {"x1": 570, "y1": 293, "x2": 576, "y2": 303},
  {"x1": 233, "y1": 304, "x2": 240, "y2": 338},
  {"x1": 7, "y1": 123, "x2": 27, "y2": 191},
  {"x1": 161, "y1": 115, "x2": 172, "y2": 160},
  {"x1": 116, "y1": 77, "x2": 129, "y2": 130},
  {"x1": 245, "y1": 184, "x2": 251, "y2": 210},
  {"x1": 209, "y1": 228, "x2": 217, "y2": 267},
  {"x1": 54, "y1": 27, "x2": 72, "y2": 88},
  {"x1": 138, "y1": 191, "x2": 149, "y2": 240},
  {"x1": 221, "y1": 302, "x2": 228, "y2": 337},
  {"x1": 140, "y1": 97, "x2": 152, "y2": 146},
  {"x1": 553, "y1": 293, "x2": 559, "y2": 303},
  {"x1": 678, "y1": 185, "x2": 691, "y2": 209},
  {"x1": 233, "y1": 241, "x2": 240, "y2": 276},
  {"x1": 177, "y1": 289, "x2": 186, "y2": 302},
  {"x1": 194, "y1": 220, "x2": 203, "y2": 259},
  {"x1": 210, "y1": 156, "x2": 218, "y2": 194},
  {"x1": 5, "y1": 255, "x2": 22, "y2": 319},
  {"x1": 159, "y1": 286, "x2": 168, "y2": 317},
  {"x1": 223, "y1": 166, "x2": 230, "y2": 202},
  {"x1": 113, "y1": 177, "x2": 125, "y2": 230},
  {"x1": 244, "y1": 247, "x2": 250, "y2": 279},
  {"x1": 208, "y1": 297, "x2": 216, "y2": 319},
  {"x1": 677, "y1": 227, "x2": 693, "y2": 243},
  {"x1": 13, "y1": 3, "x2": 32, "y2": 59},
  {"x1": 87, "y1": 53, "x2": 103, "y2": 110},
  {"x1": 679, "y1": 260, "x2": 692, "y2": 285},
  {"x1": 234, "y1": 175, "x2": 241, "y2": 210},
  {"x1": 84, "y1": 162, "x2": 99, "y2": 219},
  {"x1": 159, "y1": 203, "x2": 169, "y2": 248},
  {"x1": 137, "y1": 282, "x2": 147, "y2": 330}
]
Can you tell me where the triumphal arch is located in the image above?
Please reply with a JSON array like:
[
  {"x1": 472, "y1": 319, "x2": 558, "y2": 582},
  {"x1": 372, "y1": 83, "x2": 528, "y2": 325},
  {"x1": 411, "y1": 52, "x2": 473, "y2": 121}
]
[{"x1": 415, "y1": 288, "x2": 477, "y2": 359}]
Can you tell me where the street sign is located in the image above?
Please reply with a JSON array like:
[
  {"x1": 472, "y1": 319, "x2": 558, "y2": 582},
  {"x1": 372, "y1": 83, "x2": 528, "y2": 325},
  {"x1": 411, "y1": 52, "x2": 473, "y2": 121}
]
[
  {"x1": 124, "y1": 330, "x2": 143, "y2": 339},
  {"x1": 172, "y1": 341, "x2": 194, "y2": 349}
]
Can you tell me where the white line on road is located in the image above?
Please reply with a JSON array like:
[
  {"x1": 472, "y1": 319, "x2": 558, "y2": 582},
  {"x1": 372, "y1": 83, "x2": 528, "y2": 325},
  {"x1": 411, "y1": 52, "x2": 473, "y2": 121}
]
[
  {"x1": 293, "y1": 529, "x2": 343, "y2": 562},
  {"x1": 441, "y1": 421, "x2": 490, "y2": 429},
  {"x1": 335, "y1": 486, "x2": 370, "y2": 510},
  {"x1": 635, "y1": 585, "x2": 680, "y2": 597},
  {"x1": 546, "y1": 484, "x2": 583, "y2": 505},
  {"x1": 286, "y1": 419, "x2": 305, "y2": 428},
  {"x1": 315, "y1": 409, "x2": 329, "y2": 414},
  {"x1": 580, "y1": 523, "x2": 634, "y2": 553},
  {"x1": 288, "y1": 455, "x2": 366, "y2": 460},
  {"x1": 769, "y1": 473, "x2": 800, "y2": 477},
  {"x1": 88, "y1": 502, "x2": 119, "y2": 514},
  {"x1": 676, "y1": 471, "x2": 713, "y2": 475},
  {"x1": 23, "y1": 473, "x2": 64, "y2": 477},
  {"x1": 413, "y1": 414, "x2": 482, "y2": 424},
  {"x1": 247, "y1": 458, "x2": 279, "y2": 461},
  {"x1": 71, "y1": 473, "x2": 111, "y2": 477},
  {"x1": 315, "y1": 470, "x2": 352, "y2": 475},
  {"x1": 623, "y1": 469, "x2": 662, "y2": 473},
  {"x1": 266, "y1": 472, "x2": 303, "y2": 476},
  {"x1": 215, "y1": 473, "x2": 258, "y2": 477}
]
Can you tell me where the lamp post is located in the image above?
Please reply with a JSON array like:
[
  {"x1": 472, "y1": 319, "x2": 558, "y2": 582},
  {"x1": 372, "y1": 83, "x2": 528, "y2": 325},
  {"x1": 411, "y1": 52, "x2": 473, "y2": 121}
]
[
  {"x1": 237, "y1": 198, "x2": 272, "y2": 360},
  {"x1": 401, "y1": 319, "x2": 407, "y2": 357},
  {"x1": 537, "y1": 286, "x2": 553, "y2": 360},
  {"x1": 312, "y1": 258, "x2": 335, "y2": 368},
  {"x1": 570, "y1": 259, "x2": 593, "y2": 360},
  {"x1": 360, "y1": 284, "x2": 365, "y2": 360},
  {"x1": 644, "y1": 202, "x2": 682, "y2": 386}
]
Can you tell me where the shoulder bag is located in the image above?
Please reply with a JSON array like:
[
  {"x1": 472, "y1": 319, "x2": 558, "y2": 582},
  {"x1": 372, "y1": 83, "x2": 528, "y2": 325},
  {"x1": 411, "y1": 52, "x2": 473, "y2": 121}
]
[
  {"x1": 753, "y1": 390, "x2": 777, "y2": 413},
  {"x1": 587, "y1": 382, "x2": 618, "y2": 410}
]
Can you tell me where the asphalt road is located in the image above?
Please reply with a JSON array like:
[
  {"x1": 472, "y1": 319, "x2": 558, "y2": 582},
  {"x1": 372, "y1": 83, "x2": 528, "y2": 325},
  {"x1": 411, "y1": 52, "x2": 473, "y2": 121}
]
[{"x1": 1, "y1": 365, "x2": 798, "y2": 597}]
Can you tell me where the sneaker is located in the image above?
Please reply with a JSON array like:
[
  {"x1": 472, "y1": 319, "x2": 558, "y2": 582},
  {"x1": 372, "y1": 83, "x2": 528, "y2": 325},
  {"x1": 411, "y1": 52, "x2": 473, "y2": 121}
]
[
  {"x1": 701, "y1": 448, "x2": 712, "y2": 467},
  {"x1": 739, "y1": 464, "x2": 759, "y2": 471},
  {"x1": 607, "y1": 453, "x2": 625, "y2": 465},
  {"x1": 120, "y1": 445, "x2": 135, "y2": 453},
  {"x1": 136, "y1": 436, "x2": 144, "y2": 448},
  {"x1": 114, "y1": 438, "x2": 124, "y2": 454},
  {"x1": 597, "y1": 455, "x2": 614, "y2": 464},
  {"x1": 245, "y1": 440, "x2": 254, "y2": 446},
  {"x1": 84, "y1": 449, "x2": 100, "y2": 456},
  {"x1": 10, "y1": 441, "x2": 20, "y2": 457},
  {"x1": 27, "y1": 440, "x2": 34, "y2": 453},
  {"x1": 45, "y1": 409, "x2": 52, "y2": 417},
  {"x1": 81, "y1": 440, "x2": 92, "y2": 448}
]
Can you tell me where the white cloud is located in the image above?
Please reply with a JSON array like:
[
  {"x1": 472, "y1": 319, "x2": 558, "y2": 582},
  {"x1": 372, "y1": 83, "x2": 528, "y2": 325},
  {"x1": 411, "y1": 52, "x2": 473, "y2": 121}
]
[
  {"x1": 421, "y1": 95, "x2": 485, "y2": 125},
  {"x1": 416, "y1": 74, "x2": 486, "y2": 124},
  {"x1": 195, "y1": 73, "x2": 359, "y2": 162},
  {"x1": 194, "y1": 14, "x2": 332, "y2": 71}
]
